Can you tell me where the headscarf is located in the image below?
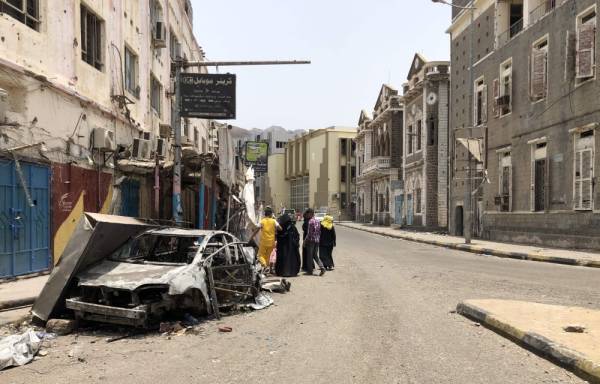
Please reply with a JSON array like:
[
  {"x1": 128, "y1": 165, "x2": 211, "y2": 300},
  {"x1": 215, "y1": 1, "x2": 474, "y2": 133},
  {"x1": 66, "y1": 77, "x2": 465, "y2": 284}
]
[{"x1": 321, "y1": 215, "x2": 334, "y2": 230}]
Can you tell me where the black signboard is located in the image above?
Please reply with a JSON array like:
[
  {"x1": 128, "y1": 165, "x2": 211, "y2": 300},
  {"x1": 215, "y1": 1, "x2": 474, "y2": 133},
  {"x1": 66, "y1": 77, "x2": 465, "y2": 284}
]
[{"x1": 180, "y1": 73, "x2": 236, "y2": 119}]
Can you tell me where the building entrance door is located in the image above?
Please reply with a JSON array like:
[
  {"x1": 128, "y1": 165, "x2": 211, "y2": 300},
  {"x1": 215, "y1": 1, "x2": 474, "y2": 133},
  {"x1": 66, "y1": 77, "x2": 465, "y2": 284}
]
[
  {"x1": 394, "y1": 195, "x2": 403, "y2": 225},
  {"x1": 0, "y1": 159, "x2": 50, "y2": 278},
  {"x1": 406, "y1": 194, "x2": 413, "y2": 225}
]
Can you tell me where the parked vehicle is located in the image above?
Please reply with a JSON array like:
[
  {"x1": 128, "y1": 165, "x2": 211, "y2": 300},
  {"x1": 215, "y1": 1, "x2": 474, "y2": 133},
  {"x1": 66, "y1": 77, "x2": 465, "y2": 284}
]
[
  {"x1": 314, "y1": 210, "x2": 327, "y2": 222},
  {"x1": 33, "y1": 213, "x2": 261, "y2": 328}
]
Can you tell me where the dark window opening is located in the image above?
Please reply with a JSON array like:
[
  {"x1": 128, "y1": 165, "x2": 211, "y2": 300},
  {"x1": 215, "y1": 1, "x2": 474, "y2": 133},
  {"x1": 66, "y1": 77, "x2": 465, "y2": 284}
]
[
  {"x1": 428, "y1": 118, "x2": 436, "y2": 146},
  {"x1": 0, "y1": 0, "x2": 39, "y2": 30},
  {"x1": 341, "y1": 165, "x2": 347, "y2": 183},
  {"x1": 416, "y1": 120, "x2": 422, "y2": 151},
  {"x1": 81, "y1": 5, "x2": 104, "y2": 70},
  {"x1": 341, "y1": 138, "x2": 348, "y2": 156}
]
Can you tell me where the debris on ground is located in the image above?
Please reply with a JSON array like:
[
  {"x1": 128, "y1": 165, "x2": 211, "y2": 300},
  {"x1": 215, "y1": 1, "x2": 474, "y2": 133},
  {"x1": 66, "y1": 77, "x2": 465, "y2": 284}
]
[
  {"x1": 159, "y1": 321, "x2": 185, "y2": 334},
  {"x1": 0, "y1": 329, "x2": 41, "y2": 370},
  {"x1": 563, "y1": 324, "x2": 586, "y2": 333},
  {"x1": 45, "y1": 319, "x2": 78, "y2": 336},
  {"x1": 246, "y1": 292, "x2": 274, "y2": 311},
  {"x1": 218, "y1": 326, "x2": 233, "y2": 333},
  {"x1": 262, "y1": 278, "x2": 292, "y2": 293}
]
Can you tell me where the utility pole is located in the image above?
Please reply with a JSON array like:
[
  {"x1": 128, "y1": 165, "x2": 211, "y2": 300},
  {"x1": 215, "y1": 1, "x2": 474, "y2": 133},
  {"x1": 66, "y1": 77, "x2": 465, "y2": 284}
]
[
  {"x1": 172, "y1": 64, "x2": 183, "y2": 224},
  {"x1": 171, "y1": 59, "x2": 310, "y2": 227}
]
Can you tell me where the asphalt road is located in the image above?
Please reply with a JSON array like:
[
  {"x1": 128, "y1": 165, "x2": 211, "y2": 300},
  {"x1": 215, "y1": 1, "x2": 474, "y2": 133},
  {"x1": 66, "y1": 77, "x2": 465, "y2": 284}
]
[{"x1": 3, "y1": 226, "x2": 600, "y2": 383}]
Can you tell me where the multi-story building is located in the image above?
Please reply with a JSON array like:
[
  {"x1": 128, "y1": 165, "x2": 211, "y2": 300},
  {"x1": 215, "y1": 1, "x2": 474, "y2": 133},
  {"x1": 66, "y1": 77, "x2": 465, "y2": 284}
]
[
  {"x1": 400, "y1": 54, "x2": 450, "y2": 229},
  {"x1": 264, "y1": 153, "x2": 290, "y2": 212},
  {"x1": 448, "y1": 0, "x2": 600, "y2": 248},
  {"x1": 356, "y1": 85, "x2": 403, "y2": 225},
  {"x1": 285, "y1": 126, "x2": 357, "y2": 220},
  {"x1": 0, "y1": 0, "x2": 214, "y2": 278}
]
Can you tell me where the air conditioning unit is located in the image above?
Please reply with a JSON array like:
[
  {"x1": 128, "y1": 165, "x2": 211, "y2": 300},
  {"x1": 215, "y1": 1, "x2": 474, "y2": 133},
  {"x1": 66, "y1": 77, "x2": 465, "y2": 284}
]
[
  {"x1": 92, "y1": 127, "x2": 116, "y2": 152},
  {"x1": 153, "y1": 21, "x2": 167, "y2": 48},
  {"x1": 159, "y1": 124, "x2": 172, "y2": 138},
  {"x1": 132, "y1": 138, "x2": 151, "y2": 159},
  {"x1": 156, "y1": 138, "x2": 167, "y2": 158},
  {"x1": 0, "y1": 88, "x2": 7, "y2": 123},
  {"x1": 497, "y1": 94, "x2": 511, "y2": 106},
  {"x1": 173, "y1": 42, "x2": 182, "y2": 60}
]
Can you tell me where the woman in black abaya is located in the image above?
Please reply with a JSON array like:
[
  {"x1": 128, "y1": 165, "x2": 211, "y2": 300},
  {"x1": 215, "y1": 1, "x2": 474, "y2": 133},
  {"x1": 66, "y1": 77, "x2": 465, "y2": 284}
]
[{"x1": 275, "y1": 214, "x2": 301, "y2": 277}]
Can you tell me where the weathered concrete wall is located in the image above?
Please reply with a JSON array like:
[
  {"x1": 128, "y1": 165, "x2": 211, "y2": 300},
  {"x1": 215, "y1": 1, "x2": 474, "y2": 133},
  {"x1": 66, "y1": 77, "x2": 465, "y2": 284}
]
[{"x1": 0, "y1": 0, "x2": 210, "y2": 268}]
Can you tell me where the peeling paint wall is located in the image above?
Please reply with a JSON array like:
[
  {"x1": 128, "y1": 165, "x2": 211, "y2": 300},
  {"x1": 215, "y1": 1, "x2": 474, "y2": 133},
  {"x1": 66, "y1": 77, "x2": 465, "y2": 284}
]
[{"x1": 0, "y1": 0, "x2": 209, "y2": 269}]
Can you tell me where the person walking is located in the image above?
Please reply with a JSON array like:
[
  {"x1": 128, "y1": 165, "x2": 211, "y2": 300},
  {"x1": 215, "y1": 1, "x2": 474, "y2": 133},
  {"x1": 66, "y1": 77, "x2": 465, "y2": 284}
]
[
  {"x1": 303, "y1": 208, "x2": 326, "y2": 276},
  {"x1": 319, "y1": 215, "x2": 336, "y2": 270},
  {"x1": 275, "y1": 213, "x2": 301, "y2": 277},
  {"x1": 251, "y1": 207, "x2": 281, "y2": 270},
  {"x1": 301, "y1": 209, "x2": 313, "y2": 272}
]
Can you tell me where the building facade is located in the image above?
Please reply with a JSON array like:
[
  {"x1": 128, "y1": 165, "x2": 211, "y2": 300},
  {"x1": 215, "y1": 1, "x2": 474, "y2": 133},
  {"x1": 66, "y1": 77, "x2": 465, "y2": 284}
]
[
  {"x1": 448, "y1": 0, "x2": 600, "y2": 248},
  {"x1": 264, "y1": 153, "x2": 290, "y2": 212},
  {"x1": 356, "y1": 85, "x2": 403, "y2": 225},
  {"x1": 285, "y1": 127, "x2": 357, "y2": 220},
  {"x1": 401, "y1": 54, "x2": 450, "y2": 229},
  {"x1": 0, "y1": 0, "x2": 218, "y2": 278}
]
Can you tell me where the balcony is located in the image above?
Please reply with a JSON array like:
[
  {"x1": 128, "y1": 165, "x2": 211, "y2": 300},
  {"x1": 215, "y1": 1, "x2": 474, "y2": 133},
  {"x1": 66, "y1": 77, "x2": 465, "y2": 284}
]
[
  {"x1": 529, "y1": 0, "x2": 556, "y2": 26},
  {"x1": 497, "y1": 18, "x2": 524, "y2": 48},
  {"x1": 360, "y1": 156, "x2": 390, "y2": 177}
]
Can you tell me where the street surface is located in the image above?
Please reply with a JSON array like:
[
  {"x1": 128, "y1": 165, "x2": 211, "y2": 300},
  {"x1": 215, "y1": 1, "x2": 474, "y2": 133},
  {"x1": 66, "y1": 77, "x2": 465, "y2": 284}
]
[{"x1": 3, "y1": 226, "x2": 600, "y2": 383}]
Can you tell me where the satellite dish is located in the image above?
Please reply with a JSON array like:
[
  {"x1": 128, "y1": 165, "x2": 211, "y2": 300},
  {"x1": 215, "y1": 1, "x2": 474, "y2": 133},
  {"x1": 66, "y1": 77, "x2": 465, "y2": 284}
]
[{"x1": 427, "y1": 92, "x2": 438, "y2": 105}]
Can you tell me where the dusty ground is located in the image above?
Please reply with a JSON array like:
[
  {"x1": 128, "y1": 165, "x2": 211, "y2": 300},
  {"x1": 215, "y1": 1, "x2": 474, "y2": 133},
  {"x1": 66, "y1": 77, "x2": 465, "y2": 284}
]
[{"x1": 2, "y1": 226, "x2": 600, "y2": 383}]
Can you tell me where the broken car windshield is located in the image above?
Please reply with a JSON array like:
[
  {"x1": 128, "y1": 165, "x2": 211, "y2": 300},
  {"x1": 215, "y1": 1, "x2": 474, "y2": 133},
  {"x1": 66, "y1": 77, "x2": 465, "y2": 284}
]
[{"x1": 110, "y1": 235, "x2": 205, "y2": 264}]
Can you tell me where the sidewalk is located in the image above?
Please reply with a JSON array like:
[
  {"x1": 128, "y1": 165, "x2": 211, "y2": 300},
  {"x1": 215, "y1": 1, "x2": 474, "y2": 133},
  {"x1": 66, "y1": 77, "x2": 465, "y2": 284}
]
[
  {"x1": 458, "y1": 299, "x2": 600, "y2": 382},
  {"x1": 0, "y1": 275, "x2": 48, "y2": 311},
  {"x1": 337, "y1": 222, "x2": 600, "y2": 268}
]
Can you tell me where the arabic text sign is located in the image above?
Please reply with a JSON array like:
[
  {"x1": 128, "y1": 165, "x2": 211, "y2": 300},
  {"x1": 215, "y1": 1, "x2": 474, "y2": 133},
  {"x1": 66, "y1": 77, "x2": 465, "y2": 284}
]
[
  {"x1": 245, "y1": 141, "x2": 269, "y2": 173},
  {"x1": 180, "y1": 74, "x2": 236, "y2": 119}
]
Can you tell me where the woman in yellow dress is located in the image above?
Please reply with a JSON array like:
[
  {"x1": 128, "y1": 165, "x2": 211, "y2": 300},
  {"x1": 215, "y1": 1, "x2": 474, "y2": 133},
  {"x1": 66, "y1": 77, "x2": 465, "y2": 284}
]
[{"x1": 251, "y1": 207, "x2": 281, "y2": 269}]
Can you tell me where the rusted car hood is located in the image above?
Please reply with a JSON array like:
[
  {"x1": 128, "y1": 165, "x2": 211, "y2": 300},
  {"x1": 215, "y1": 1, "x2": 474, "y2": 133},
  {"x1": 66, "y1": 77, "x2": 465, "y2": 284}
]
[{"x1": 76, "y1": 261, "x2": 187, "y2": 291}]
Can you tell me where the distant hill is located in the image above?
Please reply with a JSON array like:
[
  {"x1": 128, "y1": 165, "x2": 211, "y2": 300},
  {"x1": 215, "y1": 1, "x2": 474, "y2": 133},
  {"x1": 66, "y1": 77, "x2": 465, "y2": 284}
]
[{"x1": 230, "y1": 125, "x2": 306, "y2": 141}]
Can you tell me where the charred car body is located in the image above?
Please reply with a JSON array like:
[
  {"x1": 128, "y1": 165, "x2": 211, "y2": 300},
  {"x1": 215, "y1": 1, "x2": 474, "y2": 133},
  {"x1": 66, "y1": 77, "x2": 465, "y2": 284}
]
[{"x1": 33, "y1": 213, "x2": 261, "y2": 328}]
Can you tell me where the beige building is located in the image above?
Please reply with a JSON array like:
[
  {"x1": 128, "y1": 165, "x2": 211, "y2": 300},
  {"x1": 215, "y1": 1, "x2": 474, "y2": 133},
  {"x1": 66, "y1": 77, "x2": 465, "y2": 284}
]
[
  {"x1": 0, "y1": 0, "x2": 214, "y2": 277},
  {"x1": 264, "y1": 153, "x2": 290, "y2": 213},
  {"x1": 285, "y1": 126, "x2": 357, "y2": 220}
]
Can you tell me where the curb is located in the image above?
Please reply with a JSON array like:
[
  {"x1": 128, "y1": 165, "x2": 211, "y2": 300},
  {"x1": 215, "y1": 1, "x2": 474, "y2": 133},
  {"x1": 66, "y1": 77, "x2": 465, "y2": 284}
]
[
  {"x1": 457, "y1": 301, "x2": 600, "y2": 383},
  {"x1": 0, "y1": 296, "x2": 37, "y2": 311},
  {"x1": 337, "y1": 223, "x2": 599, "y2": 269}
]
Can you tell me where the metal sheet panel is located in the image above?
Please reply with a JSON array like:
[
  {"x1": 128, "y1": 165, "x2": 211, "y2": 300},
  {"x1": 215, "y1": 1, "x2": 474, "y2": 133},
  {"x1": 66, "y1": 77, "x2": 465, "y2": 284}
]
[{"x1": 32, "y1": 213, "x2": 154, "y2": 321}]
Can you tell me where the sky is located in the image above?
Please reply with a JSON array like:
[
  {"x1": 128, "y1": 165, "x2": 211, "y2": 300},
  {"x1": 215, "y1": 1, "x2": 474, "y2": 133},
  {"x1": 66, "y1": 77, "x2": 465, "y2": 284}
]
[{"x1": 192, "y1": 0, "x2": 451, "y2": 131}]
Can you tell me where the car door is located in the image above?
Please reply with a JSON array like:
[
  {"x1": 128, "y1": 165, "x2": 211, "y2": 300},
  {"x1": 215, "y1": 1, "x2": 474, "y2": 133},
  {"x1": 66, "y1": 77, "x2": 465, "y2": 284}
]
[{"x1": 207, "y1": 234, "x2": 254, "y2": 308}]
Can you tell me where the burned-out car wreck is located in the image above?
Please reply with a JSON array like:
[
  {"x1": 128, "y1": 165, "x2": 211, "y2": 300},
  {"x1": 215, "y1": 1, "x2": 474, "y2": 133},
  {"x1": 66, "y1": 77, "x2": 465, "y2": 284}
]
[{"x1": 32, "y1": 213, "x2": 263, "y2": 328}]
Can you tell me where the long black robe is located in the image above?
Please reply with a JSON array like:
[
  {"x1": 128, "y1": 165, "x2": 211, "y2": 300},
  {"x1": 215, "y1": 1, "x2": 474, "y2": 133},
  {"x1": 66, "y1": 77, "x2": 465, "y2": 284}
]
[
  {"x1": 301, "y1": 218, "x2": 314, "y2": 272},
  {"x1": 275, "y1": 215, "x2": 301, "y2": 277},
  {"x1": 319, "y1": 225, "x2": 336, "y2": 268}
]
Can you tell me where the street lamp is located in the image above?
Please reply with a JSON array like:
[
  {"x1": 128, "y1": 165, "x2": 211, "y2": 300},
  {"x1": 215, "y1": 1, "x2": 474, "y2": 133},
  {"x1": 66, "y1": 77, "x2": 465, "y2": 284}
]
[{"x1": 432, "y1": 0, "x2": 476, "y2": 244}]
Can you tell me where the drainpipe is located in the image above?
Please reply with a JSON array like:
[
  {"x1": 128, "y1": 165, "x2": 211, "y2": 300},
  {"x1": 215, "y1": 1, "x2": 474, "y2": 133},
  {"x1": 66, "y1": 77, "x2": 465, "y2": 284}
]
[{"x1": 154, "y1": 155, "x2": 160, "y2": 218}]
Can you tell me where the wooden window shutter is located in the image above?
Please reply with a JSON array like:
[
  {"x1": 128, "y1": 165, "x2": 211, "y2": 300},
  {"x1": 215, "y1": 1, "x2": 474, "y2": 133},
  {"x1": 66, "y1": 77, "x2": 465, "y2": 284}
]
[
  {"x1": 482, "y1": 84, "x2": 488, "y2": 123},
  {"x1": 576, "y1": 21, "x2": 596, "y2": 79},
  {"x1": 574, "y1": 150, "x2": 583, "y2": 209},
  {"x1": 492, "y1": 78, "x2": 499, "y2": 117},
  {"x1": 530, "y1": 158, "x2": 536, "y2": 211},
  {"x1": 531, "y1": 48, "x2": 547, "y2": 99},
  {"x1": 581, "y1": 149, "x2": 594, "y2": 209}
]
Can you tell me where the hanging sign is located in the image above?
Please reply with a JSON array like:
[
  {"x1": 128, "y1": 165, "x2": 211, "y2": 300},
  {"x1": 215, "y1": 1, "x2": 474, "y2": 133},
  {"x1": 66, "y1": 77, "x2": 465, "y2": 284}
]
[{"x1": 180, "y1": 73, "x2": 236, "y2": 119}]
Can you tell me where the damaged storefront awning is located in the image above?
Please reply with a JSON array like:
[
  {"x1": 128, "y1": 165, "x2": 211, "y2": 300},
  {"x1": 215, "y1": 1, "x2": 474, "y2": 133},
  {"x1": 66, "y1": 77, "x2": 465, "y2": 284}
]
[
  {"x1": 117, "y1": 159, "x2": 174, "y2": 174},
  {"x1": 456, "y1": 138, "x2": 483, "y2": 162}
]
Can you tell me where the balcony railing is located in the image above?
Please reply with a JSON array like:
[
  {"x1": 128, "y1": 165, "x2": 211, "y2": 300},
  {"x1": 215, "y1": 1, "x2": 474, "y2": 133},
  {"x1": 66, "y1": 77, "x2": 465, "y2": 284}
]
[
  {"x1": 497, "y1": 18, "x2": 524, "y2": 48},
  {"x1": 361, "y1": 156, "x2": 390, "y2": 175},
  {"x1": 529, "y1": 0, "x2": 556, "y2": 26}
]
